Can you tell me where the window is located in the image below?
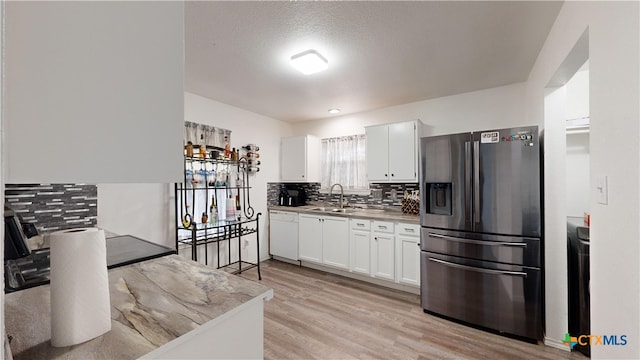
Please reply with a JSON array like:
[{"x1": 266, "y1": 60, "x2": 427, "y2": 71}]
[{"x1": 320, "y1": 135, "x2": 368, "y2": 191}]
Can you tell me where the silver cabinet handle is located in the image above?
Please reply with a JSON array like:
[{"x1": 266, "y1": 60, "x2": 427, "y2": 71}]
[
  {"x1": 378, "y1": 225, "x2": 387, "y2": 229},
  {"x1": 429, "y1": 258, "x2": 527, "y2": 277},
  {"x1": 427, "y1": 232, "x2": 527, "y2": 247},
  {"x1": 404, "y1": 228, "x2": 415, "y2": 232},
  {"x1": 473, "y1": 140, "x2": 480, "y2": 224},
  {"x1": 464, "y1": 141, "x2": 472, "y2": 224}
]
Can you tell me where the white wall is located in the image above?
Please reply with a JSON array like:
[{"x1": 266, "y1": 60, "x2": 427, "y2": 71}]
[
  {"x1": 4, "y1": 2, "x2": 184, "y2": 183},
  {"x1": 543, "y1": 86, "x2": 569, "y2": 347},
  {"x1": 566, "y1": 66, "x2": 590, "y2": 120},
  {"x1": 97, "y1": 184, "x2": 175, "y2": 249},
  {"x1": 526, "y1": 2, "x2": 640, "y2": 358},
  {"x1": 566, "y1": 132, "x2": 590, "y2": 217},
  {"x1": 184, "y1": 92, "x2": 294, "y2": 261},
  {"x1": 96, "y1": 93, "x2": 293, "y2": 258},
  {"x1": 292, "y1": 82, "x2": 528, "y2": 138}
]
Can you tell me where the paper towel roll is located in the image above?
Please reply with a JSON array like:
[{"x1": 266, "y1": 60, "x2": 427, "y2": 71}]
[{"x1": 50, "y1": 228, "x2": 111, "y2": 347}]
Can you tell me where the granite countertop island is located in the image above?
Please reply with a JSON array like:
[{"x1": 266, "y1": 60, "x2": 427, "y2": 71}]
[{"x1": 5, "y1": 255, "x2": 273, "y2": 359}]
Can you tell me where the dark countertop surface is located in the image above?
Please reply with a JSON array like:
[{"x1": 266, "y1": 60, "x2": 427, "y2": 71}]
[{"x1": 5, "y1": 234, "x2": 175, "y2": 293}]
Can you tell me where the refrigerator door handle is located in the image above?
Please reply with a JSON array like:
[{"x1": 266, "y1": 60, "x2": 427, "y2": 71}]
[
  {"x1": 464, "y1": 141, "x2": 472, "y2": 223},
  {"x1": 429, "y1": 258, "x2": 528, "y2": 277},
  {"x1": 473, "y1": 140, "x2": 480, "y2": 224},
  {"x1": 427, "y1": 232, "x2": 527, "y2": 247}
]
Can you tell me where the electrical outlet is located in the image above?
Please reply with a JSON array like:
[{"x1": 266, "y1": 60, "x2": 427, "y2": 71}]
[
  {"x1": 243, "y1": 239, "x2": 249, "y2": 247},
  {"x1": 390, "y1": 189, "x2": 398, "y2": 200},
  {"x1": 371, "y1": 189, "x2": 383, "y2": 200}
]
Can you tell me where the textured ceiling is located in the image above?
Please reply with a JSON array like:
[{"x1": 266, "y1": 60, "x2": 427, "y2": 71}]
[{"x1": 185, "y1": 1, "x2": 563, "y2": 123}]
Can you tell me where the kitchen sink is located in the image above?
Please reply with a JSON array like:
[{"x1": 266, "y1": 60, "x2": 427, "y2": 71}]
[{"x1": 308, "y1": 207, "x2": 358, "y2": 214}]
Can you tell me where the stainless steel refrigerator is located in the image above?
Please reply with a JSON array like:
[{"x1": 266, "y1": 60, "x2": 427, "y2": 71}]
[{"x1": 419, "y1": 126, "x2": 542, "y2": 341}]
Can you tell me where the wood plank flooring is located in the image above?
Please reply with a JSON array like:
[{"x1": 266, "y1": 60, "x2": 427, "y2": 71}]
[{"x1": 240, "y1": 260, "x2": 586, "y2": 360}]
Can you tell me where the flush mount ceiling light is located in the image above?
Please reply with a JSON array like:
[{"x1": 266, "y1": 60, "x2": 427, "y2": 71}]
[
  {"x1": 290, "y1": 49, "x2": 328, "y2": 75},
  {"x1": 328, "y1": 108, "x2": 341, "y2": 114}
]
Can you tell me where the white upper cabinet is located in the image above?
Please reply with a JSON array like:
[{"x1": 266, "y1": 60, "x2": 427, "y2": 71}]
[
  {"x1": 4, "y1": 2, "x2": 184, "y2": 183},
  {"x1": 280, "y1": 135, "x2": 320, "y2": 182},
  {"x1": 365, "y1": 120, "x2": 420, "y2": 183}
]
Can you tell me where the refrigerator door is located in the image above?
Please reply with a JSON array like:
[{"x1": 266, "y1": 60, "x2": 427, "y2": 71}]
[
  {"x1": 421, "y1": 227, "x2": 541, "y2": 267},
  {"x1": 420, "y1": 133, "x2": 472, "y2": 232},
  {"x1": 472, "y1": 126, "x2": 541, "y2": 237},
  {"x1": 421, "y1": 251, "x2": 543, "y2": 340}
]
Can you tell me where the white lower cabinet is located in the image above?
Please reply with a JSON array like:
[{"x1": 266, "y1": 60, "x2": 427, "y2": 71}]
[
  {"x1": 298, "y1": 212, "x2": 419, "y2": 292},
  {"x1": 322, "y1": 216, "x2": 350, "y2": 270},
  {"x1": 350, "y1": 219, "x2": 371, "y2": 275},
  {"x1": 371, "y1": 221, "x2": 395, "y2": 281},
  {"x1": 299, "y1": 214, "x2": 349, "y2": 269},
  {"x1": 298, "y1": 214, "x2": 323, "y2": 263},
  {"x1": 396, "y1": 223, "x2": 421, "y2": 287}
]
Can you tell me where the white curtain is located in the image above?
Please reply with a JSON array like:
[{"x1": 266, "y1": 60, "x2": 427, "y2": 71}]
[
  {"x1": 184, "y1": 121, "x2": 230, "y2": 148},
  {"x1": 321, "y1": 135, "x2": 368, "y2": 190}
]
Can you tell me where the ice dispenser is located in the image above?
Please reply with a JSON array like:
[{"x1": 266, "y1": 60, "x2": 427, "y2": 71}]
[{"x1": 426, "y1": 183, "x2": 452, "y2": 215}]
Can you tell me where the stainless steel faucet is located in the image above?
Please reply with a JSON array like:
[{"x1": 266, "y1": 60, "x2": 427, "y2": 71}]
[{"x1": 329, "y1": 183, "x2": 345, "y2": 208}]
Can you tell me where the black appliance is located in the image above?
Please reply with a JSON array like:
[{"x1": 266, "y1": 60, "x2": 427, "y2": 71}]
[
  {"x1": 4, "y1": 208, "x2": 33, "y2": 261},
  {"x1": 279, "y1": 184, "x2": 306, "y2": 207},
  {"x1": 5, "y1": 234, "x2": 175, "y2": 293},
  {"x1": 568, "y1": 217, "x2": 590, "y2": 356},
  {"x1": 419, "y1": 126, "x2": 543, "y2": 341}
]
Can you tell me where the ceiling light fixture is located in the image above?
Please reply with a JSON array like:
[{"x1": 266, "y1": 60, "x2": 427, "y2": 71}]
[
  {"x1": 328, "y1": 108, "x2": 341, "y2": 114},
  {"x1": 290, "y1": 49, "x2": 328, "y2": 75}
]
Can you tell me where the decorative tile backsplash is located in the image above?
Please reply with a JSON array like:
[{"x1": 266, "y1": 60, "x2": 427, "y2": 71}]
[
  {"x1": 267, "y1": 182, "x2": 419, "y2": 207},
  {"x1": 5, "y1": 184, "x2": 98, "y2": 233}
]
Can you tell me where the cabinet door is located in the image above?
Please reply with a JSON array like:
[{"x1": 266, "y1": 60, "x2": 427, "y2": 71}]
[
  {"x1": 372, "y1": 233, "x2": 395, "y2": 281},
  {"x1": 322, "y1": 216, "x2": 349, "y2": 270},
  {"x1": 388, "y1": 121, "x2": 417, "y2": 182},
  {"x1": 350, "y1": 229, "x2": 371, "y2": 275},
  {"x1": 298, "y1": 214, "x2": 323, "y2": 263},
  {"x1": 365, "y1": 125, "x2": 390, "y2": 182},
  {"x1": 281, "y1": 136, "x2": 307, "y2": 182},
  {"x1": 397, "y1": 235, "x2": 420, "y2": 286}
]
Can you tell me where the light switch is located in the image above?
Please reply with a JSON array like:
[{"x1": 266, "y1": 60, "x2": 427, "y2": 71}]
[{"x1": 597, "y1": 176, "x2": 608, "y2": 205}]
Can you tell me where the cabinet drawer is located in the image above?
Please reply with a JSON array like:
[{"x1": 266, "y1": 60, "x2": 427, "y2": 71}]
[
  {"x1": 350, "y1": 219, "x2": 370, "y2": 231},
  {"x1": 397, "y1": 223, "x2": 420, "y2": 237},
  {"x1": 372, "y1": 221, "x2": 394, "y2": 233}
]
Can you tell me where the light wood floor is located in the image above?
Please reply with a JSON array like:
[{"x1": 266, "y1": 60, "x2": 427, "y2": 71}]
[{"x1": 240, "y1": 260, "x2": 586, "y2": 360}]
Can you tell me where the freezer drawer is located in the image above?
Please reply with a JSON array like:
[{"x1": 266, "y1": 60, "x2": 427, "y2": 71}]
[
  {"x1": 421, "y1": 251, "x2": 542, "y2": 340},
  {"x1": 421, "y1": 227, "x2": 540, "y2": 267}
]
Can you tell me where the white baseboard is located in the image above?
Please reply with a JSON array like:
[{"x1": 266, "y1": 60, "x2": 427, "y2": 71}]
[
  {"x1": 544, "y1": 337, "x2": 570, "y2": 351},
  {"x1": 300, "y1": 261, "x2": 420, "y2": 295}
]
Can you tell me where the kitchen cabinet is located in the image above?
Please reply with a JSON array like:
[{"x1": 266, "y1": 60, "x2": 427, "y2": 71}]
[
  {"x1": 5, "y1": 2, "x2": 184, "y2": 183},
  {"x1": 395, "y1": 223, "x2": 421, "y2": 287},
  {"x1": 371, "y1": 221, "x2": 395, "y2": 281},
  {"x1": 298, "y1": 214, "x2": 323, "y2": 263},
  {"x1": 349, "y1": 219, "x2": 371, "y2": 275},
  {"x1": 365, "y1": 120, "x2": 420, "y2": 182},
  {"x1": 280, "y1": 135, "x2": 321, "y2": 182},
  {"x1": 299, "y1": 214, "x2": 349, "y2": 269},
  {"x1": 322, "y1": 217, "x2": 350, "y2": 270}
]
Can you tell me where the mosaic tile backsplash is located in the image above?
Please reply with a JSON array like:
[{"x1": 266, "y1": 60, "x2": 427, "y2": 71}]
[
  {"x1": 267, "y1": 182, "x2": 419, "y2": 208},
  {"x1": 5, "y1": 184, "x2": 98, "y2": 233}
]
